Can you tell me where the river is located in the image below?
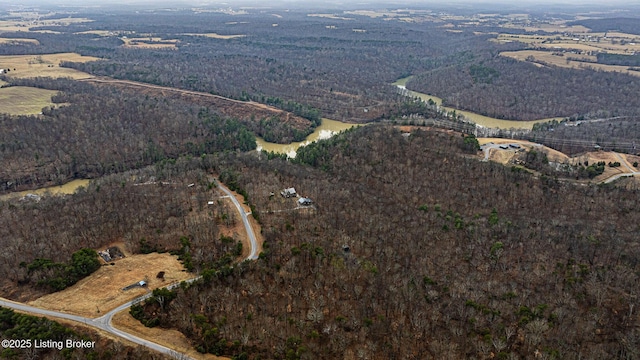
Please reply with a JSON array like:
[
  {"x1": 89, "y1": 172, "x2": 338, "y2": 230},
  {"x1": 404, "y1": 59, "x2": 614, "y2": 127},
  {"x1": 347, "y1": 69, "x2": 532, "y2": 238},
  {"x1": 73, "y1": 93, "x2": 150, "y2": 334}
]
[
  {"x1": 256, "y1": 118, "x2": 358, "y2": 157},
  {"x1": 393, "y1": 77, "x2": 562, "y2": 130},
  {"x1": 0, "y1": 179, "x2": 90, "y2": 201}
]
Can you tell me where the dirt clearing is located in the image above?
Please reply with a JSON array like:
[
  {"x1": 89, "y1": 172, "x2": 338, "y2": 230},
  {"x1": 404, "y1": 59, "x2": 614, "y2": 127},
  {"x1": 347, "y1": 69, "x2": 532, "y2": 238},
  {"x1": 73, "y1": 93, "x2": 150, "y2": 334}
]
[
  {"x1": 28, "y1": 252, "x2": 192, "y2": 318},
  {"x1": 479, "y1": 138, "x2": 569, "y2": 164}
]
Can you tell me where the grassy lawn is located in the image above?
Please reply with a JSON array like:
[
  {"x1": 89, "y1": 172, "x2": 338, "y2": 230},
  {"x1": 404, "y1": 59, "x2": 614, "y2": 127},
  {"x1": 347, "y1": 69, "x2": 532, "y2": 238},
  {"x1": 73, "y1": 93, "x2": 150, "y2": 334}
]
[{"x1": 0, "y1": 86, "x2": 58, "y2": 115}]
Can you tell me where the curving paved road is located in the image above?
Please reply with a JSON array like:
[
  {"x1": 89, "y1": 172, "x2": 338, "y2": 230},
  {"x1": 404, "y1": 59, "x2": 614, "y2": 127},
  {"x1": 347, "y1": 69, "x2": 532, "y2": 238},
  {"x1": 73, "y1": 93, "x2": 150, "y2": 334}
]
[
  {"x1": 0, "y1": 295, "x2": 188, "y2": 359},
  {"x1": 216, "y1": 181, "x2": 259, "y2": 260},
  {"x1": 0, "y1": 179, "x2": 258, "y2": 359},
  {"x1": 602, "y1": 153, "x2": 639, "y2": 184}
]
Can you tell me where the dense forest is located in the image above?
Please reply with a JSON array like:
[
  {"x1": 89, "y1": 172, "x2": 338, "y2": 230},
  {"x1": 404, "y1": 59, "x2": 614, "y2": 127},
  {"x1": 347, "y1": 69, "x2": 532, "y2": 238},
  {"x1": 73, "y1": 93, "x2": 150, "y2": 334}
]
[
  {"x1": 406, "y1": 55, "x2": 640, "y2": 121},
  {"x1": 0, "y1": 78, "x2": 258, "y2": 193},
  {"x1": 128, "y1": 125, "x2": 639, "y2": 359}
]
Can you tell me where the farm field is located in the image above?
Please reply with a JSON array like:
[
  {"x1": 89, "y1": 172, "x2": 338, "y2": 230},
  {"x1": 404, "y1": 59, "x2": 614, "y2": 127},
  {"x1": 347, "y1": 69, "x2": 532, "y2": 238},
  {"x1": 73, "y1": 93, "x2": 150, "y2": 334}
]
[
  {"x1": 0, "y1": 86, "x2": 57, "y2": 115},
  {"x1": 492, "y1": 32, "x2": 640, "y2": 54},
  {"x1": 500, "y1": 50, "x2": 640, "y2": 77},
  {"x1": 181, "y1": 33, "x2": 246, "y2": 39},
  {"x1": 0, "y1": 52, "x2": 100, "y2": 81},
  {"x1": 0, "y1": 37, "x2": 39, "y2": 45},
  {"x1": 121, "y1": 37, "x2": 178, "y2": 49},
  {"x1": 0, "y1": 17, "x2": 92, "y2": 33}
]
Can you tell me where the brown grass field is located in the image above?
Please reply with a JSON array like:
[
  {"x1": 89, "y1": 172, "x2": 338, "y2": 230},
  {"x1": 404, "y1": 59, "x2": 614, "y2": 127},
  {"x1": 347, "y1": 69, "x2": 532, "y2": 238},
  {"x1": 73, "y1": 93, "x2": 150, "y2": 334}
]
[
  {"x1": 0, "y1": 38, "x2": 39, "y2": 45},
  {"x1": 499, "y1": 50, "x2": 640, "y2": 77},
  {"x1": 492, "y1": 33, "x2": 640, "y2": 54},
  {"x1": 0, "y1": 52, "x2": 100, "y2": 81},
  {"x1": 0, "y1": 86, "x2": 58, "y2": 115},
  {"x1": 501, "y1": 24, "x2": 591, "y2": 33},
  {"x1": 0, "y1": 17, "x2": 92, "y2": 34},
  {"x1": 74, "y1": 30, "x2": 113, "y2": 36},
  {"x1": 121, "y1": 37, "x2": 179, "y2": 49},
  {"x1": 28, "y1": 250, "x2": 193, "y2": 318},
  {"x1": 181, "y1": 33, "x2": 246, "y2": 40}
]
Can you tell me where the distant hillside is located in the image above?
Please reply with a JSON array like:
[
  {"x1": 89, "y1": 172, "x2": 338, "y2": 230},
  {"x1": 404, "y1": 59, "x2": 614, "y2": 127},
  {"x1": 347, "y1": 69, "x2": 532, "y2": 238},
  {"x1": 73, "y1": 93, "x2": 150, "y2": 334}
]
[{"x1": 570, "y1": 17, "x2": 640, "y2": 35}]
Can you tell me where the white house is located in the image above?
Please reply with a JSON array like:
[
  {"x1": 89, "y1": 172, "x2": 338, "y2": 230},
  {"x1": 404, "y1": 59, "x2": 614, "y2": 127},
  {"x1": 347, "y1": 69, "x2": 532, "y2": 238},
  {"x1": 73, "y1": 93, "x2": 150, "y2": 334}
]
[{"x1": 281, "y1": 187, "x2": 297, "y2": 198}]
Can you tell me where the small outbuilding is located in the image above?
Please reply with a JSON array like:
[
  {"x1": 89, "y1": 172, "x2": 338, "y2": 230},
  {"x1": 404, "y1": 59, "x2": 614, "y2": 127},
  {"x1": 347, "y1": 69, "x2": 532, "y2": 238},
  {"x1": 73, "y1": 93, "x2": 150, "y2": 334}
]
[{"x1": 281, "y1": 188, "x2": 297, "y2": 198}]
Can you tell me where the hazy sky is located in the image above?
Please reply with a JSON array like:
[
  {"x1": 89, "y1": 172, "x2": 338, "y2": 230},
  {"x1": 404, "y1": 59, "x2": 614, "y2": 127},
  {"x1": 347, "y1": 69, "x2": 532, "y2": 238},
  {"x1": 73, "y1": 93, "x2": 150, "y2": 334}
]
[
  {"x1": 2, "y1": 0, "x2": 638, "y2": 12},
  {"x1": 3, "y1": 0, "x2": 637, "y2": 5}
]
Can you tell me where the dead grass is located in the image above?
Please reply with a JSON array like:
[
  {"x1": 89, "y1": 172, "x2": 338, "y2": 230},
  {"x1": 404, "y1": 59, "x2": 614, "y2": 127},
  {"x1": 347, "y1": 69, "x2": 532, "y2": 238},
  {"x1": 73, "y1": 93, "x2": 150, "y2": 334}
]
[
  {"x1": 182, "y1": 33, "x2": 246, "y2": 40},
  {"x1": 0, "y1": 86, "x2": 57, "y2": 115},
  {"x1": 0, "y1": 38, "x2": 39, "y2": 45},
  {"x1": 579, "y1": 151, "x2": 631, "y2": 181},
  {"x1": 621, "y1": 154, "x2": 640, "y2": 169},
  {"x1": 28, "y1": 252, "x2": 192, "y2": 318},
  {"x1": 493, "y1": 33, "x2": 640, "y2": 54},
  {"x1": 121, "y1": 37, "x2": 179, "y2": 49},
  {"x1": 0, "y1": 17, "x2": 92, "y2": 34},
  {"x1": 111, "y1": 311, "x2": 227, "y2": 360},
  {"x1": 75, "y1": 30, "x2": 113, "y2": 36},
  {"x1": 307, "y1": 14, "x2": 354, "y2": 21},
  {"x1": 500, "y1": 23, "x2": 590, "y2": 33},
  {"x1": 0, "y1": 52, "x2": 100, "y2": 80},
  {"x1": 500, "y1": 50, "x2": 640, "y2": 78}
]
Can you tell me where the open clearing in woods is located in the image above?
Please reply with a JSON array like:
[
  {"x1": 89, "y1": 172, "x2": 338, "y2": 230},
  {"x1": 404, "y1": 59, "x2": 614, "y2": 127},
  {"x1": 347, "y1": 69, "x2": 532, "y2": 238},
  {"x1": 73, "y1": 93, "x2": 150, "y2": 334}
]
[
  {"x1": 28, "y1": 249, "x2": 192, "y2": 318},
  {"x1": 0, "y1": 52, "x2": 100, "y2": 84},
  {"x1": 0, "y1": 86, "x2": 58, "y2": 115},
  {"x1": 121, "y1": 37, "x2": 179, "y2": 49},
  {"x1": 478, "y1": 137, "x2": 638, "y2": 182},
  {"x1": 0, "y1": 38, "x2": 39, "y2": 45},
  {"x1": 181, "y1": 33, "x2": 246, "y2": 39},
  {"x1": 500, "y1": 50, "x2": 640, "y2": 77}
]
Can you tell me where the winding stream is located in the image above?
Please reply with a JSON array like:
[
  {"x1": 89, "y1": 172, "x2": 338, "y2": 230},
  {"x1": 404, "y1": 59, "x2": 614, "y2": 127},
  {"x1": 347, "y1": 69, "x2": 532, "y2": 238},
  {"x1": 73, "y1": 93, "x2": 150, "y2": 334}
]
[
  {"x1": 393, "y1": 76, "x2": 562, "y2": 130},
  {"x1": 0, "y1": 179, "x2": 90, "y2": 201}
]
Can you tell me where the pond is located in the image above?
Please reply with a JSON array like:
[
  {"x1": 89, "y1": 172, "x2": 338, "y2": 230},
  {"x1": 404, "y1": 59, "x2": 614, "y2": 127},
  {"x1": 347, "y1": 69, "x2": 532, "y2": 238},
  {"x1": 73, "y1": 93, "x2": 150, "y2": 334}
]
[{"x1": 256, "y1": 118, "x2": 358, "y2": 157}]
